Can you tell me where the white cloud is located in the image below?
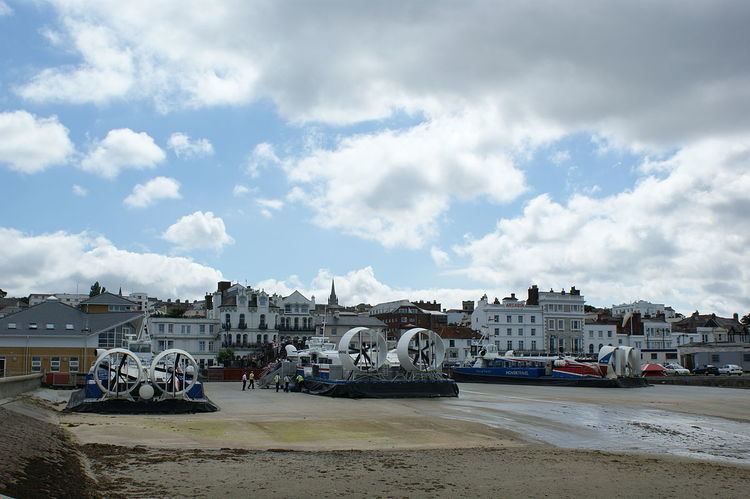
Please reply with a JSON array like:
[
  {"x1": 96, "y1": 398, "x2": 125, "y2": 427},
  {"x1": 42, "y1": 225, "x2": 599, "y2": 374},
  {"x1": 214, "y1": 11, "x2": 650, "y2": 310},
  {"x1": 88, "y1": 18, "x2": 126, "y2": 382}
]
[
  {"x1": 256, "y1": 198, "x2": 283, "y2": 219},
  {"x1": 430, "y1": 246, "x2": 450, "y2": 267},
  {"x1": 80, "y1": 128, "x2": 165, "y2": 178},
  {"x1": 283, "y1": 111, "x2": 530, "y2": 248},
  {"x1": 162, "y1": 211, "x2": 234, "y2": 251},
  {"x1": 257, "y1": 266, "x2": 491, "y2": 310},
  {"x1": 0, "y1": 1, "x2": 13, "y2": 16},
  {"x1": 19, "y1": 2, "x2": 750, "y2": 148},
  {"x1": 123, "y1": 176, "x2": 181, "y2": 208},
  {"x1": 454, "y1": 137, "x2": 750, "y2": 316},
  {"x1": 232, "y1": 184, "x2": 250, "y2": 197},
  {"x1": 72, "y1": 184, "x2": 88, "y2": 197},
  {"x1": 0, "y1": 227, "x2": 223, "y2": 299},
  {"x1": 245, "y1": 142, "x2": 280, "y2": 177},
  {"x1": 167, "y1": 132, "x2": 214, "y2": 158},
  {"x1": 0, "y1": 110, "x2": 74, "y2": 173},
  {"x1": 549, "y1": 150, "x2": 571, "y2": 166},
  {"x1": 18, "y1": 20, "x2": 134, "y2": 104}
]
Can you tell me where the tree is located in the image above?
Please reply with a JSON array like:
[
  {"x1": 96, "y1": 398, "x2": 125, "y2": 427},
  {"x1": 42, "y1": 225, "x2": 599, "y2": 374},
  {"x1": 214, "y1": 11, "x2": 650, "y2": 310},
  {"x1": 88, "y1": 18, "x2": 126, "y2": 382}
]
[
  {"x1": 89, "y1": 281, "x2": 107, "y2": 297},
  {"x1": 741, "y1": 313, "x2": 750, "y2": 326},
  {"x1": 217, "y1": 348, "x2": 235, "y2": 367},
  {"x1": 165, "y1": 308, "x2": 186, "y2": 318}
]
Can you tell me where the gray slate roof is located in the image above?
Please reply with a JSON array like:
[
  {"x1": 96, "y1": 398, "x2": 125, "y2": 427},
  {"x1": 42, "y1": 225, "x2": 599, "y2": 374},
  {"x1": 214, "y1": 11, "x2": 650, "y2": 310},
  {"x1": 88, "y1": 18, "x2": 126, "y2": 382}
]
[
  {"x1": 80, "y1": 292, "x2": 138, "y2": 307},
  {"x1": 314, "y1": 314, "x2": 386, "y2": 328},
  {"x1": 0, "y1": 301, "x2": 144, "y2": 336}
]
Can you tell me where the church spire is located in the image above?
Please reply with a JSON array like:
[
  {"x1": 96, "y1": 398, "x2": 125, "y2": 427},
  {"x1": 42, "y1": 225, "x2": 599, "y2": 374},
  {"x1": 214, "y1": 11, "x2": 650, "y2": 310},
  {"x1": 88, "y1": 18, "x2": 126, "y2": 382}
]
[{"x1": 328, "y1": 279, "x2": 338, "y2": 306}]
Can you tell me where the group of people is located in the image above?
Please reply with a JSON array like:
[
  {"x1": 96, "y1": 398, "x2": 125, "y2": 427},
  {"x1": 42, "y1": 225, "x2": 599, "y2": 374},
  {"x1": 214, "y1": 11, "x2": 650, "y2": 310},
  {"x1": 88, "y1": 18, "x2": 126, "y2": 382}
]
[
  {"x1": 241, "y1": 371, "x2": 255, "y2": 390},
  {"x1": 273, "y1": 373, "x2": 305, "y2": 392},
  {"x1": 240, "y1": 370, "x2": 304, "y2": 393}
]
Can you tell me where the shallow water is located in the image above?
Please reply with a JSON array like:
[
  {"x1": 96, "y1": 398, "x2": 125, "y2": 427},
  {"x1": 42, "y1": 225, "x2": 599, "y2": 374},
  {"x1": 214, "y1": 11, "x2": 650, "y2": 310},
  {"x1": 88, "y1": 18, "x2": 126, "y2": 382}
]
[{"x1": 441, "y1": 385, "x2": 750, "y2": 464}]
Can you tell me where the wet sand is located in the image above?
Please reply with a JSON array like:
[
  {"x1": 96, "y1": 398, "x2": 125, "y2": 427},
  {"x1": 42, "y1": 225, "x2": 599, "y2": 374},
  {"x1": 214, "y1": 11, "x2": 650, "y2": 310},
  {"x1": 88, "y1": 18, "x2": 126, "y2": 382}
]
[{"x1": 3, "y1": 383, "x2": 750, "y2": 498}]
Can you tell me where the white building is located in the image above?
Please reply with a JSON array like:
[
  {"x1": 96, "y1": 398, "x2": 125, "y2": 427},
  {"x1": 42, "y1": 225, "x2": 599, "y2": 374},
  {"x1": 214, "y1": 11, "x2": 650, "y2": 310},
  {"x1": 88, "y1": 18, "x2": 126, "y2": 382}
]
[
  {"x1": 612, "y1": 300, "x2": 675, "y2": 319},
  {"x1": 278, "y1": 291, "x2": 316, "y2": 341},
  {"x1": 28, "y1": 293, "x2": 89, "y2": 308},
  {"x1": 530, "y1": 285, "x2": 585, "y2": 353},
  {"x1": 207, "y1": 282, "x2": 281, "y2": 356},
  {"x1": 148, "y1": 317, "x2": 221, "y2": 368},
  {"x1": 584, "y1": 319, "x2": 618, "y2": 354},
  {"x1": 438, "y1": 326, "x2": 481, "y2": 366},
  {"x1": 472, "y1": 293, "x2": 544, "y2": 353},
  {"x1": 128, "y1": 292, "x2": 150, "y2": 312}
]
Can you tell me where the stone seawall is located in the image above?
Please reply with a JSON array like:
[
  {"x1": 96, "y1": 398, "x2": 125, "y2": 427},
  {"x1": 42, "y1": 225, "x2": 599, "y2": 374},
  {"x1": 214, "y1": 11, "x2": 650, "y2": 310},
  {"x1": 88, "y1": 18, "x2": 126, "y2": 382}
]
[
  {"x1": 647, "y1": 375, "x2": 750, "y2": 389},
  {"x1": 0, "y1": 373, "x2": 43, "y2": 399}
]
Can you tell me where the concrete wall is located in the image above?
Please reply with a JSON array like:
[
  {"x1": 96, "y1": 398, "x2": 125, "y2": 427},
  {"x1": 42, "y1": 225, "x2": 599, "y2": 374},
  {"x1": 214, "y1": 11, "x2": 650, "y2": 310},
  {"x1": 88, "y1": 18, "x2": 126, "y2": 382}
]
[{"x1": 0, "y1": 373, "x2": 42, "y2": 399}]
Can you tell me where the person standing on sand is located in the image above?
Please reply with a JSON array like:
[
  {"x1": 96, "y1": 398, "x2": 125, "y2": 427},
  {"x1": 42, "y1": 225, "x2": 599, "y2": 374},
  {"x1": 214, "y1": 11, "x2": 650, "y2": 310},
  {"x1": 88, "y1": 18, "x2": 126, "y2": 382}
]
[
  {"x1": 248, "y1": 371, "x2": 255, "y2": 389},
  {"x1": 241, "y1": 372, "x2": 247, "y2": 391},
  {"x1": 273, "y1": 373, "x2": 280, "y2": 392},
  {"x1": 283, "y1": 375, "x2": 290, "y2": 392}
]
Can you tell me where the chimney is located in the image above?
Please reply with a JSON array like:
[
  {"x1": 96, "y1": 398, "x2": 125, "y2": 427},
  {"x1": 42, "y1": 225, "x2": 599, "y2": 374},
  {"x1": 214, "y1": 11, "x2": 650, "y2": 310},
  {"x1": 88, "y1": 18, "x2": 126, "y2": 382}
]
[
  {"x1": 205, "y1": 294, "x2": 213, "y2": 310},
  {"x1": 570, "y1": 286, "x2": 580, "y2": 296},
  {"x1": 527, "y1": 285, "x2": 539, "y2": 306},
  {"x1": 733, "y1": 313, "x2": 739, "y2": 321},
  {"x1": 510, "y1": 293, "x2": 516, "y2": 299},
  {"x1": 218, "y1": 281, "x2": 231, "y2": 293}
]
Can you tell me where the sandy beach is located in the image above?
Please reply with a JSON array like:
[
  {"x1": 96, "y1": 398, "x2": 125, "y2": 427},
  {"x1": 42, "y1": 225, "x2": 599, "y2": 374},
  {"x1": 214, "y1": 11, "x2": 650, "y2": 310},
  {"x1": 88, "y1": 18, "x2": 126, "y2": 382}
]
[{"x1": 2, "y1": 382, "x2": 750, "y2": 498}]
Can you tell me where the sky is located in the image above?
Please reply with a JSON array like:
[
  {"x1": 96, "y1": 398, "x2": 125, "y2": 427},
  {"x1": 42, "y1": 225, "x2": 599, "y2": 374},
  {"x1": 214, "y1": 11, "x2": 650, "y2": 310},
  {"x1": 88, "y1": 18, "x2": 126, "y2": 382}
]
[{"x1": 0, "y1": 1, "x2": 749, "y2": 315}]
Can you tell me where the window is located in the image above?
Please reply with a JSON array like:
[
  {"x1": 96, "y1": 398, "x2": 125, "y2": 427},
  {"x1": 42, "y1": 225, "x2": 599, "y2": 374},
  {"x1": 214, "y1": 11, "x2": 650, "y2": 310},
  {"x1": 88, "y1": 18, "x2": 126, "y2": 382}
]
[
  {"x1": 65, "y1": 324, "x2": 74, "y2": 330},
  {"x1": 598, "y1": 331, "x2": 603, "y2": 338},
  {"x1": 168, "y1": 323, "x2": 173, "y2": 333},
  {"x1": 50, "y1": 357, "x2": 60, "y2": 372},
  {"x1": 449, "y1": 340, "x2": 455, "y2": 347},
  {"x1": 31, "y1": 356, "x2": 41, "y2": 372},
  {"x1": 531, "y1": 316, "x2": 536, "y2": 323},
  {"x1": 571, "y1": 320, "x2": 580, "y2": 330},
  {"x1": 711, "y1": 354, "x2": 720, "y2": 362},
  {"x1": 158, "y1": 324, "x2": 165, "y2": 333},
  {"x1": 650, "y1": 353, "x2": 658, "y2": 360},
  {"x1": 589, "y1": 331, "x2": 594, "y2": 338},
  {"x1": 263, "y1": 334, "x2": 268, "y2": 343},
  {"x1": 518, "y1": 340, "x2": 524, "y2": 350},
  {"x1": 494, "y1": 315, "x2": 499, "y2": 322},
  {"x1": 618, "y1": 338, "x2": 623, "y2": 345},
  {"x1": 506, "y1": 315, "x2": 512, "y2": 323},
  {"x1": 506, "y1": 328, "x2": 512, "y2": 335},
  {"x1": 7, "y1": 323, "x2": 15, "y2": 329},
  {"x1": 331, "y1": 328, "x2": 337, "y2": 336},
  {"x1": 507, "y1": 341, "x2": 513, "y2": 351},
  {"x1": 744, "y1": 354, "x2": 750, "y2": 362},
  {"x1": 531, "y1": 328, "x2": 536, "y2": 336},
  {"x1": 494, "y1": 328, "x2": 499, "y2": 335},
  {"x1": 209, "y1": 325, "x2": 215, "y2": 333},
  {"x1": 548, "y1": 319, "x2": 555, "y2": 330},
  {"x1": 518, "y1": 315, "x2": 523, "y2": 323},
  {"x1": 607, "y1": 331, "x2": 612, "y2": 338},
  {"x1": 29, "y1": 323, "x2": 38, "y2": 329},
  {"x1": 208, "y1": 341, "x2": 214, "y2": 352},
  {"x1": 167, "y1": 340, "x2": 174, "y2": 349},
  {"x1": 518, "y1": 328, "x2": 523, "y2": 336},
  {"x1": 666, "y1": 353, "x2": 677, "y2": 360},
  {"x1": 158, "y1": 340, "x2": 165, "y2": 350},
  {"x1": 531, "y1": 340, "x2": 537, "y2": 350},
  {"x1": 69, "y1": 357, "x2": 79, "y2": 373},
  {"x1": 557, "y1": 319, "x2": 564, "y2": 330},
  {"x1": 199, "y1": 324, "x2": 205, "y2": 333},
  {"x1": 46, "y1": 323, "x2": 54, "y2": 330},
  {"x1": 199, "y1": 341, "x2": 206, "y2": 352}
]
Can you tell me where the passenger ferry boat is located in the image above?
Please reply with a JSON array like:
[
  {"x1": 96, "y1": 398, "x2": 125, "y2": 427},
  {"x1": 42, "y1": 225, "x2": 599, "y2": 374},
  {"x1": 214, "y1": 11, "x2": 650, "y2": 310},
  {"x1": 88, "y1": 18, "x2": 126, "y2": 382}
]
[{"x1": 451, "y1": 343, "x2": 648, "y2": 388}]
